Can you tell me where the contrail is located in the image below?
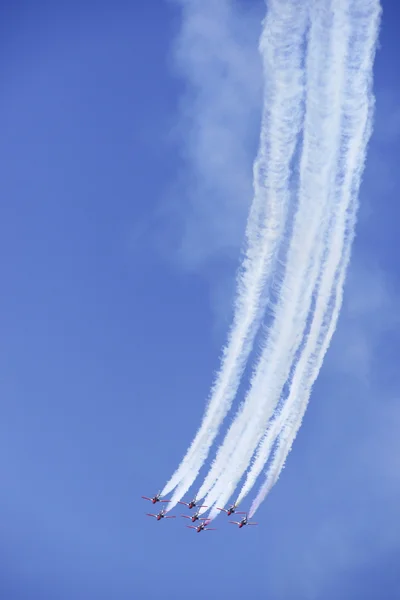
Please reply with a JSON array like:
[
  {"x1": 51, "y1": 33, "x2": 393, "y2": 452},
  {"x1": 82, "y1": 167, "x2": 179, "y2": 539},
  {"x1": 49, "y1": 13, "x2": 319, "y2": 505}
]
[
  {"x1": 247, "y1": 0, "x2": 381, "y2": 518},
  {"x1": 162, "y1": 0, "x2": 308, "y2": 507},
  {"x1": 239, "y1": 180, "x2": 357, "y2": 508},
  {"x1": 248, "y1": 244, "x2": 351, "y2": 517},
  {"x1": 198, "y1": 0, "x2": 349, "y2": 517}
]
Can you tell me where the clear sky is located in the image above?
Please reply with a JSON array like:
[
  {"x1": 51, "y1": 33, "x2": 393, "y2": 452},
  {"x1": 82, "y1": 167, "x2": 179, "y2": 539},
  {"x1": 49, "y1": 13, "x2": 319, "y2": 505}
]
[{"x1": 1, "y1": 1, "x2": 399, "y2": 599}]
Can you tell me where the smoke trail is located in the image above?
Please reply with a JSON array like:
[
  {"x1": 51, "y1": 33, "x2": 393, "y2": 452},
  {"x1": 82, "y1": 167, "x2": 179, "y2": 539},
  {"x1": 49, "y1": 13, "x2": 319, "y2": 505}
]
[
  {"x1": 239, "y1": 192, "x2": 353, "y2": 508},
  {"x1": 162, "y1": 0, "x2": 308, "y2": 506},
  {"x1": 248, "y1": 0, "x2": 381, "y2": 518},
  {"x1": 198, "y1": 0, "x2": 349, "y2": 517},
  {"x1": 233, "y1": 0, "x2": 352, "y2": 507}
]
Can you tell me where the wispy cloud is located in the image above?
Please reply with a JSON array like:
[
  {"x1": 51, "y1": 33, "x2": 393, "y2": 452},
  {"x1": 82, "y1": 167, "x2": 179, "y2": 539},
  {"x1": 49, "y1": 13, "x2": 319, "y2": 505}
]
[
  {"x1": 128, "y1": 2, "x2": 265, "y2": 335},
  {"x1": 162, "y1": 0, "x2": 264, "y2": 270}
]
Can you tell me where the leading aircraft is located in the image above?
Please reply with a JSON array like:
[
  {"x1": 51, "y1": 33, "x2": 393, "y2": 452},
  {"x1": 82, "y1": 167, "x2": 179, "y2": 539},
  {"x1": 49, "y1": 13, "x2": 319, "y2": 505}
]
[
  {"x1": 141, "y1": 491, "x2": 170, "y2": 505},
  {"x1": 178, "y1": 497, "x2": 207, "y2": 510},
  {"x1": 229, "y1": 514, "x2": 258, "y2": 529},
  {"x1": 186, "y1": 519, "x2": 216, "y2": 533},
  {"x1": 146, "y1": 508, "x2": 176, "y2": 521},
  {"x1": 216, "y1": 502, "x2": 245, "y2": 517}
]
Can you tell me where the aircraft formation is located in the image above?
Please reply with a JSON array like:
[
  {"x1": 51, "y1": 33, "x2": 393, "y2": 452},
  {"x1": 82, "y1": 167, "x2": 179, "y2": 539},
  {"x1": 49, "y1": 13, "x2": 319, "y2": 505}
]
[{"x1": 142, "y1": 493, "x2": 257, "y2": 533}]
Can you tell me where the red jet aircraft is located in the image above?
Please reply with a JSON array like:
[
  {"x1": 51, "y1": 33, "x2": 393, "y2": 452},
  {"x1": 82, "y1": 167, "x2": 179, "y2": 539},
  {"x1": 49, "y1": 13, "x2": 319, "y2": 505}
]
[
  {"x1": 146, "y1": 508, "x2": 176, "y2": 521},
  {"x1": 229, "y1": 514, "x2": 258, "y2": 529},
  {"x1": 178, "y1": 497, "x2": 207, "y2": 510},
  {"x1": 181, "y1": 509, "x2": 203, "y2": 523},
  {"x1": 186, "y1": 519, "x2": 216, "y2": 533},
  {"x1": 141, "y1": 491, "x2": 170, "y2": 505},
  {"x1": 216, "y1": 503, "x2": 245, "y2": 517}
]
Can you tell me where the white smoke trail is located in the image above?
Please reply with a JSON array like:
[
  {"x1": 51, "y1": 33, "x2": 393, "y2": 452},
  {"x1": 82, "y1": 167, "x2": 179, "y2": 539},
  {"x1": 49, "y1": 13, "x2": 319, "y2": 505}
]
[
  {"x1": 233, "y1": 0, "x2": 352, "y2": 507},
  {"x1": 248, "y1": 249, "x2": 351, "y2": 517},
  {"x1": 198, "y1": 0, "x2": 350, "y2": 517},
  {"x1": 162, "y1": 0, "x2": 308, "y2": 507},
  {"x1": 248, "y1": 0, "x2": 381, "y2": 518},
  {"x1": 239, "y1": 196, "x2": 353, "y2": 508}
]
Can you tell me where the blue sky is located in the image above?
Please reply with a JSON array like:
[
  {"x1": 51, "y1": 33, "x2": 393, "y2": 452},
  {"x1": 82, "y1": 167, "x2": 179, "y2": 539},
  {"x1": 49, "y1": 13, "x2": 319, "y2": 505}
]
[{"x1": 1, "y1": 1, "x2": 399, "y2": 599}]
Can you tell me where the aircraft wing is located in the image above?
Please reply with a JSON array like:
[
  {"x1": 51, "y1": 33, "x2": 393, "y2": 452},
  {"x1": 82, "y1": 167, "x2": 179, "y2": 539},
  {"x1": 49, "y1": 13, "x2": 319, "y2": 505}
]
[
  {"x1": 146, "y1": 513, "x2": 157, "y2": 518},
  {"x1": 159, "y1": 499, "x2": 170, "y2": 503},
  {"x1": 178, "y1": 501, "x2": 189, "y2": 507},
  {"x1": 186, "y1": 525, "x2": 197, "y2": 530},
  {"x1": 204, "y1": 528, "x2": 217, "y2": 531},
  {"x1": 229, "y1": 521, "x2": 240, "y2": 525},
  {"x1": 181, "y1": 515, "x2": 191, "y2": 519},
  {"x1": 142, "y1": 496, "x2": 152, "y2": 501},
  {"x1": 216, "y1": 507, "x2": 227, "y2": 513},
  {"x1": 247, "y1": 523, "x2": 258, "y2": 526}
]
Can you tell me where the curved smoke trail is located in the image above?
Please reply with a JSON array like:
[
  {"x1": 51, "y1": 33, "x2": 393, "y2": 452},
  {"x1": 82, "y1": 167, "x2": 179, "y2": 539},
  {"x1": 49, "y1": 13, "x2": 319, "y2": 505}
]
[
  {"x1": 248, "y1": 0, "x2": 381, "y2": 518},
  {"x1": 198, "y1": 0, "x2": 350, "y2": 517},
  {"x1": 162, "y1": 0, "x2": 308, "y2": 507}
]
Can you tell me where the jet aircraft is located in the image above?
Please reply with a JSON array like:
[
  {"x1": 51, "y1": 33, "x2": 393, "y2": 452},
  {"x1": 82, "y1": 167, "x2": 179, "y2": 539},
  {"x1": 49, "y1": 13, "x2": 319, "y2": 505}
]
[
  {"x1": 229, "y1": 514, "x2": 258, "y2": 529},
  {"x1": 178, "y1": 497, "x2": 207, "y2": 510},
  {"x1": 181, "y1": 509, "x2": 203, "y2": 523},
  {"x1": 146, "y1": 508, "x2": 176, "y2": 521},
  {"x1": 141, "y1": 491, "x2": 170, "y2": 505},
  {"x1": 216, "y1": 503, "x2": 245, "y2": 517},
  {"x1": 186, "y1": 519, "x2": 216, "y2": 533}
]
